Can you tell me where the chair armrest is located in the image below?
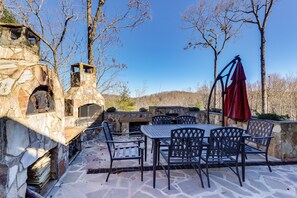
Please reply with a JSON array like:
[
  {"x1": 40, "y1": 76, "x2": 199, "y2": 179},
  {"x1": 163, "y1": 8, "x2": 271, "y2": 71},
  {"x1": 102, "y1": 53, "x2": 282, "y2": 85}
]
[
  {"x1": 111, "y1": 131, "x2": 143, "y2": 136},
  {"x1": 106, "y1": 139, "x2": 144, "y2": 144},
  {"x1": 249, "y1": 136, "x2": 273, "y2": 139}
]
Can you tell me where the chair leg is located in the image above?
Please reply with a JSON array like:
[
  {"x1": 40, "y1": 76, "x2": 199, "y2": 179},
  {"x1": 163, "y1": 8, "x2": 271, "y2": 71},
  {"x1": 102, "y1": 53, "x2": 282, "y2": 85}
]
[
  {"x1": 138, "y1": 146, "x2": 141, "y2": 164},
  {"x1": 106, "y1": 160, "x2": 113, "y2": 182},
  {"x1": 206, "y1": 163, "x2": 210, "y2": 188},
  {"x1": 144, "y1": 136, "x2": 147, "y2": 161},
  {"x1": 197, "y1": 165, "x2": 204, "y2": 188},
  {"x1": 168, "y1": 162, "x2": 171, "y2": 190},
  {"x1": 157, "y1": 142, "x2": 160, "y2": 166},
  {"x1": 141, "y1": 149, "x2": 144, "y2": 181},
  {"x1": 265, "y1": 153, "x2": 272, "y2": 172},
  {"x1": 235, "y1": 163, "x2": 242, "y2": 187}
]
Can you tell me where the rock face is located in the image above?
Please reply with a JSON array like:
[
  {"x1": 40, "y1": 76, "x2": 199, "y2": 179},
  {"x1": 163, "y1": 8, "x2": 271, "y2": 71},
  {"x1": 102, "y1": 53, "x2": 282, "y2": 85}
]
[{"x1": 0, "y1": 23, "x2": 84, "y2": 198}]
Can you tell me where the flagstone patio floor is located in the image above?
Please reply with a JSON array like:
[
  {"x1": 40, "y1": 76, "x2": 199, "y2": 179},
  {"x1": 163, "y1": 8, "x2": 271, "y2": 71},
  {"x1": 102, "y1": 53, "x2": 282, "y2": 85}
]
[{"x1": 46, "y1": 137, "x2": 297, "y2": 198}]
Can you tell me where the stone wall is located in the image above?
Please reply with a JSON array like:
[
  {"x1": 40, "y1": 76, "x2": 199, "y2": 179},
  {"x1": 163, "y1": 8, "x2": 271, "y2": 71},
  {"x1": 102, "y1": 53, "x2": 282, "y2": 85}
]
[
  {"x1": 104, "y1": 111, "x2": 151, "y2": 132},
  {"x1": 197, "y1": 111, "x2": 297, "y2": 161},
  {"x1": 0, "y1": 119, "x2": 68, "y2": 198},
  {"x1": 149, "y1": 106, "x2": 189, "y2": 116},
  {"x1": 270, "y1": 121, "x2": 297, "y2": 161}
]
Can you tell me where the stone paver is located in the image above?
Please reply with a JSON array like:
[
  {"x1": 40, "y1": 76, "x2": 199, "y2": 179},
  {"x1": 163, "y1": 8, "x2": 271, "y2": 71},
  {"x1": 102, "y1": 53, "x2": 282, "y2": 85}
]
[{"x1": 47, "y1": 139, "x2": 297, "y2": 198}]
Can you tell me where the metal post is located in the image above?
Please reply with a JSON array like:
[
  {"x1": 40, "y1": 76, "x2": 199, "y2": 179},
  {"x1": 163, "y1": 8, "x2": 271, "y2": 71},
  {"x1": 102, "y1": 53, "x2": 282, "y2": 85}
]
[{"x1": 207, "y1": 55, "x2": 241, "y2": 125}]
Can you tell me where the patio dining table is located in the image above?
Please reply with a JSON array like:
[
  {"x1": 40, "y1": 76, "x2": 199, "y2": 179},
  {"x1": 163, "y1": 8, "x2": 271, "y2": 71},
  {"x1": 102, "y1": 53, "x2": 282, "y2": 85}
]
[{"x1": 141, "y1": 124, "x2": 250, "y2": 188}]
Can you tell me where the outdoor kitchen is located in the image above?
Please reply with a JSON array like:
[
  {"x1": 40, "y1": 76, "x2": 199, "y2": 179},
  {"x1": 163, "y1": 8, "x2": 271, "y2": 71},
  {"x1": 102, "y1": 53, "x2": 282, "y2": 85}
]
[{"x1": 0, "y1": 23, "x2": 104, "y2": 197}]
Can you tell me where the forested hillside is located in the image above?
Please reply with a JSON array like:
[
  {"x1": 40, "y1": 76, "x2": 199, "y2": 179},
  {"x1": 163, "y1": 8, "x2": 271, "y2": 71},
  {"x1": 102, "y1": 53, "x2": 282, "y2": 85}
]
[
  {"x1": 103, "y1": 91, "x2": 208, "y2": 110},
  {"x1": 103, "y1": 73, "x2": 297, "y2": 120}
]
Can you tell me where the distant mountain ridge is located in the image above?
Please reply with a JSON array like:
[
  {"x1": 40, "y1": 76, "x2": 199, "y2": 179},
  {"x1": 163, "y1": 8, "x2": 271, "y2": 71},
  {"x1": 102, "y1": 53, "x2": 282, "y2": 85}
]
[{"x1": 103, "y1": 90, "x2": 207, "y2": 110}]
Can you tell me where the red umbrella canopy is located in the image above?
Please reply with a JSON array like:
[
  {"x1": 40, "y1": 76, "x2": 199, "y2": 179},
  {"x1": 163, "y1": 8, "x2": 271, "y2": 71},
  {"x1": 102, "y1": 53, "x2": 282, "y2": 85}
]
[{"x1": 223, "y1": 61, "x2": 251, "y2": 122}]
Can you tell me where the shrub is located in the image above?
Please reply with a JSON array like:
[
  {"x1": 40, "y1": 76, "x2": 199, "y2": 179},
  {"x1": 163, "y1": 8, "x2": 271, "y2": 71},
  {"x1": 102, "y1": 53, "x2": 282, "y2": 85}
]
[
  {"x1": 106, "y1": 107, "x2": 116, "y2": 112},
  {"x1": 256, "y1": 112, "x2": 289, "y2": 121},
  {"x1": 188, "y1": 107, "x2": 200, "y2": 112},
  {"x1": 139, "y1": 107, "x2": 148, "y2": 112},
  {"x1": 210, "y1": 108, "x2": 221, "y2": 113}
]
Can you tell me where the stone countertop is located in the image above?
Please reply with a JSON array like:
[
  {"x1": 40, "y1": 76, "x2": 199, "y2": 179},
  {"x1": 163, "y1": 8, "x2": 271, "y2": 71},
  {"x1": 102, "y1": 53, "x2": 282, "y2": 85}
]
[{"x1": 64, "y1": 126, "x2": 87, "y2": 144}]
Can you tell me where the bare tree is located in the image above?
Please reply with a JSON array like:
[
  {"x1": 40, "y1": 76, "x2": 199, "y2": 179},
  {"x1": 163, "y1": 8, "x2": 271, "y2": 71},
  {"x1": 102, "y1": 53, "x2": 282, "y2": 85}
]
[
  {"x1": 182, "y1": 0, "x2": 241, "y2": 108},
  {"x1": 231, "y1": 0, "x2": 276, "y2": 113},
  {"x1": 86, "y1": 0, "x2": 151, "y2": 65},
  {"x1": 247, "y1": 73, "x2": 297, "y2": 120},
  {"x1": 4, "y1": 0, "x2": 79, "y2": 84},
  {"x1": 93, "y1": 27, "x2": 128, "y2": 93},
  {"x1": 86, "y1": 0, "x2": 150, "y2": 93}
]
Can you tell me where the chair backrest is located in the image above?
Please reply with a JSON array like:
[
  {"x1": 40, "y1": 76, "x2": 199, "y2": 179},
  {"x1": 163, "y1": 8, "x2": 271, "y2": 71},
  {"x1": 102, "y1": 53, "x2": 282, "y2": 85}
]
[
  {"x1": 170, "y1": 128, "x2": 205, "y2": 159},
  {"x1": 208, "y1": 127, "x2": 244, "y2": 159},
  {"x1": 176, "y1": 115, "x2": 197, "y2": 124},
  {"x1": 102, "y1": 121, "x2": 114, "y2": 155},
  {"x1": 246, "y1": 119, "x2": 274, "y2": 147},
  {"x1": 152, "y1": 115, "x2": 172, "y2": 125}
]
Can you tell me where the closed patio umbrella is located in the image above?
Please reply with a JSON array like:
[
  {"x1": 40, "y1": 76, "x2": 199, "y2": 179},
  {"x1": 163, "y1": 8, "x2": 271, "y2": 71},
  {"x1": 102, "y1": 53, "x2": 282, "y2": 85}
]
[{"x1": 223, "y1": 61, "x2": 251, "y2": 122}]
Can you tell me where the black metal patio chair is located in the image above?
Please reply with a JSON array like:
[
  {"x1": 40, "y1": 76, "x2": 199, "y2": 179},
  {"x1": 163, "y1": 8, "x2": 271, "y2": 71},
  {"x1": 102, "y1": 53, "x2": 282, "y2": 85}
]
[
  {"x1": 176, "y1": 115, "x2": 197, "y2": 124},
  {"x1": 152, "y1": 115, "x2": 172, "y2": 125},
  {"x1": 244, "y1": 119, "x2": 274, "y2": 172},
  {"x1": 160, "y1": 127, "x2": 206, "y2": 190},
  {"x1": 202, "y1": 127, "x2": 244, "y2": 187},
  {"x1": 150, "y1": 115, "x2": 172, "y2": 162},
  {"x1": 102, "y1": 121, "x2": 144, "y2": 182},
  {"x1": 109, "y1": 121, "x2": 147, "y2": 161}
]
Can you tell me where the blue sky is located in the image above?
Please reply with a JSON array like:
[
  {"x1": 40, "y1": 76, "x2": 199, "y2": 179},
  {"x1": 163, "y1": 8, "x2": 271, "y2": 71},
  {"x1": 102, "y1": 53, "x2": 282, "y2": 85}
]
[{"x1": 111, "y1": 0, "x2": 297, "y2": 96}]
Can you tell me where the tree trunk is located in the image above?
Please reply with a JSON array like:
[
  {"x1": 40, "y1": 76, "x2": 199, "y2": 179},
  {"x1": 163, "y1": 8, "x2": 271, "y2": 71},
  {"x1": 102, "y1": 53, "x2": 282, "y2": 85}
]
[
  {"x1": 260, "y1": 29, "x2": 267, "y2": 113},
  {"x1": 53, "y1": 52, "x2": 58, "y2": 74},
  {"x1": 87, "y1": 0, "x2": 94, "y2": 65}
]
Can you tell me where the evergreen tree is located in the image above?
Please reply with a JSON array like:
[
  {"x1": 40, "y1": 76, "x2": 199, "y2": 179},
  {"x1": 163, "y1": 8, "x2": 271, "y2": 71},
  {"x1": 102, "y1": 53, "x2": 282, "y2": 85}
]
[
  {"x1": 0, "y1": 5, "x2": 18, "y2": 23},
  {"x1": 116, "y1": 83, "x2": 135, "y2": 111}
]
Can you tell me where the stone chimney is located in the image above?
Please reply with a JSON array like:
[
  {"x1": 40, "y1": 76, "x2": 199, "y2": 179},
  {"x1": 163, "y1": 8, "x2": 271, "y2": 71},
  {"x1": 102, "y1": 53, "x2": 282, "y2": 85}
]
[
  {"x1": 0, "y1": 23, "x2": 40, "y2": 62},
  {"x1": 70, "y1": 63, "x2": 97, "y2": 88},
  {"x1": 65, "y1": 63, "x2": 105, "y2": 126}
]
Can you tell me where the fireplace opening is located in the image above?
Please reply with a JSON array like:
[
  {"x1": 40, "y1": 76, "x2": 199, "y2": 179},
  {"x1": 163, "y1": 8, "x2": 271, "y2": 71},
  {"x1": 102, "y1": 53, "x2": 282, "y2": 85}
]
[
  {"x1": 129, "y1": 122, "x2": 149, "y2": 134},
  {"x1": 78, "y1": 103, "x2": 102, "y2": 118},
  {"x1": 166, "y1": 113, "x2": 179, "y2": 124},
  {"x1": 26, "y1": 86, "x2": 55, "y2": 115}
]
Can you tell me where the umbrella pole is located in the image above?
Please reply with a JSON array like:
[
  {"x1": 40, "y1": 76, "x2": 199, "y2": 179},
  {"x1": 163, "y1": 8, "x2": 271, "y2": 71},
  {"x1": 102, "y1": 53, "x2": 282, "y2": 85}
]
[{"x1": 207, "y1": 55, "x2": 241, "y2": 125}]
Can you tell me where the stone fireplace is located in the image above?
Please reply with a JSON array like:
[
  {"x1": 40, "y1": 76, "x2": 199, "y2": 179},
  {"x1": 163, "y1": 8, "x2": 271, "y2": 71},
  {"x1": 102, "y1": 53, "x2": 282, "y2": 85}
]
[
  {"x1": 65, "y1": 63, "x2": 105, "y2": 127},
  {"x1": 104, "y1": 111, "x2": 151, "y2": 132},
  {"x1": 0, "y1": 23, "x2": 93, "y2": 197}
]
